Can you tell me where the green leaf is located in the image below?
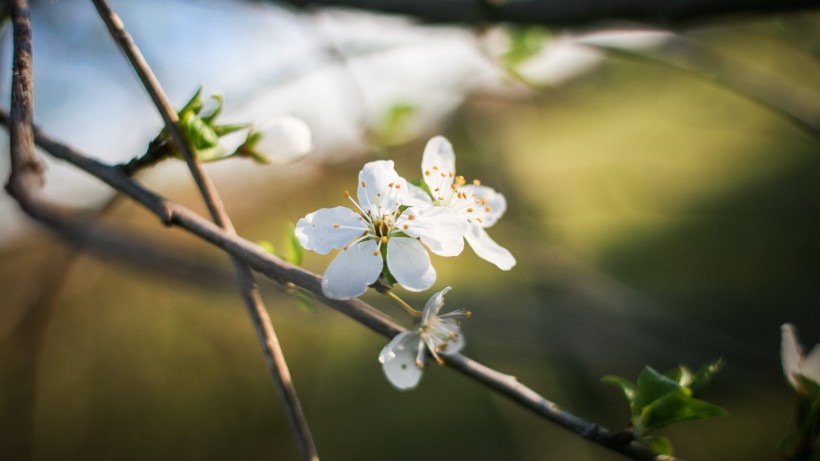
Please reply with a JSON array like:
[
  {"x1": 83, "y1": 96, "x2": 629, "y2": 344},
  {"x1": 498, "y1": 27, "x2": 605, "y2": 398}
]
[
  {"x1": 180, "y1": 111, "x2": 220, "y2": 151},
  {"x1": 410, "y1": 179, "x2": 433, "y2": 198},
  {"x1": 689, "y1": 358, "x2": 724, "y2": 395},
  {"x1": 602, "y1": 375, "x2": 638, "y2": 415},
  {"x1": 665, "y1": 365, "x2": 693, "y2": 388},
  {"x1": 200, "y1": 94, "x2": 224, "y2": 124},
  {"x1": 178, "y1": 86, "x2": 204, "y2": 116},
  {"x1": 257, "y1": 240, "x2": 276, "y2": 255},
  {"x1": 213, "y1": 122, "x2": 250, "y2": 137},
  {"x1": 378, "y1": 102, "x2": 416, "y2": 145},
  {"x1": 646, "y1": 435, "x2": 674, "y2": 456},
  {"x1": 635, "y1": 366, "x2": 686, "y2": 410},
  {"x1": 284, "y1": 223, "x2": 303, "y2": 266},
  {"x1": 504, "y1": 26, "x2": 548, "y2": 67},
  {"x1": 638, "y1": 393, "x2": 727, "y2": 433},
  {"x1": 294, "y1": 287, "x2": 316, "y2": 313}
]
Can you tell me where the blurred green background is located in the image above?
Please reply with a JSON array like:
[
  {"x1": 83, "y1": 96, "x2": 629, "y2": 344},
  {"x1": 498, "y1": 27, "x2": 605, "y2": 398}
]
[{"x1": 1, "y1": 2, "x2": 819, "y2": 460}]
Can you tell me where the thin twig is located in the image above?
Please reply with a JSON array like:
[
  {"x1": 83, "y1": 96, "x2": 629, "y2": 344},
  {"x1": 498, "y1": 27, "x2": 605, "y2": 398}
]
[
  {"x1": 0, "y1": 109, "x2": 673, "y2": 461},
  {"x1": 89, "y1": 1, "x2": 320, "y2": 459}
]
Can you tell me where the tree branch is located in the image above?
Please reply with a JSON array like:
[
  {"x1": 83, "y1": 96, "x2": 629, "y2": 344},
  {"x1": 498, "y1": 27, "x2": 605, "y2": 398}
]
[
  {"x1": 0, "y1": 109, "x2": 672, "y2": 460},
  {"x1": 89, "y1": 1, "x2": 320, "y2": 459},
  {"x1": 275, "y1": 0, "x2": 817, "y2": 27}
]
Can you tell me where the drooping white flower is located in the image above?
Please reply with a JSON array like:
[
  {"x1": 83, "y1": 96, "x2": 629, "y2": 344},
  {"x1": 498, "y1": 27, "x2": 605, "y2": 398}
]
[
  {"x1": 378, "y1": 287, "x2": 470, "y2": 390},
  {"x1": 404, "y1": 136, "x2": 516, "y2": 270},
  {"x1": 295, "y1": 160, "x2": 467, "y2": 300},
  {"x1": 781, "y1": 323, "x2": 820, "y2": 394}
]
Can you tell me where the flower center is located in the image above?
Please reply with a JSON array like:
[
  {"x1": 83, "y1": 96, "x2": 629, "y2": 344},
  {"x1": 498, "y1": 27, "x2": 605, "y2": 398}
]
[{"x1": 371, "y1": 215, "x2": 393, "y2": 238}]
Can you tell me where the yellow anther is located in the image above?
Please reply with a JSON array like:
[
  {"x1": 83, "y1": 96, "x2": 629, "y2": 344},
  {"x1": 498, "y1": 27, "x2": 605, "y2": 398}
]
[
  {"x1": 448, "y1": 331, "x2": 457, "y2": 339},
  {"x1": 388, "y1": 182, "x2": 394, "y2": 188},
  {"x1": 434, "y1": 356, "x2": 445, "y2": 366},
  {"x1": 439, "y1": 343, "x2": 448, "y2": 351},
  {"x1": 456, "y1": 175, "x2": 466, "y2": 186},
  {"x1": 451, "y1": 184, "x2": 457, "y2": 191},
  {"x1": 476, "y1": 217, "x2": 483, "y2": 223},
  {"x1": 343, "y1": 191, "x2": 350, "y2": 198},
  {"x1": 438, "y1": 196, "x2": 445, "y2": 201},
  {"x1": 395, "y1": 184, "x2": 401, "y2": 189},
  {"x1": 373, "y1": 250, "x2": 379, "y2": 256},
  {"x1": 481, "y1": 197, "x2": 487, "y2": 204},
  {"x1": 380, "y1": 236, "x2": 388, "y2": 244},
  {"x1": 333, "y1": 224, "x2": 341, "y2": 228},
  {"x1": 467, "y1": 208, "x2": 474, "y2": 212},
  {"x1": 473, "y1": 179, "x2": 481, "y2": 185},
  {"x1": 425, "y1": 170, "x2": 431, "y2": 176},
  {"x1": 403, "y1": 224, "x2": 409, "y2": 230},
  {"x1": 433, "y1": 166, "x2": 439, "y2": 171},
  {"x1": 441, "y1": 172, "x2": 446, "y2": 178},
  {"x1": 415, "y1": 359, "x2": 425, "y2": 369},
  {"x1": 449, "y1": 172, "x2": 454, "y2": 177},
  {"x1": 434, "y1": 187, "x2": 440, "y2": 192},
  {"x1": 408, "y1": 215, "x2": 415, "y2": 220},
  {"x1": 361, "y1": 180, "x2": 367, "y2": 187},
  {"x1": 485, "y1": 206, "x2": 492, "y2": 212}
]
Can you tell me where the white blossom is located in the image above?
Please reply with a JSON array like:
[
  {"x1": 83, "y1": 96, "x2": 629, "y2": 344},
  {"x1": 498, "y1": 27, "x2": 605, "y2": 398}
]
[
  {"x1": 404, "y1": 136, "x2": 516, "y2": 270},
  {"x1": 295, "y1": 161, "x2": 467, "y2": 299},
  {"x1": 781, "y1": 323, "x2": 820, "y2": 394},
  {"x1": 252, "y1": 115, "x2": 312, "y2": 162},
  {"x1": 378, "y1": 287, "x2": 470, "y2": 390}
]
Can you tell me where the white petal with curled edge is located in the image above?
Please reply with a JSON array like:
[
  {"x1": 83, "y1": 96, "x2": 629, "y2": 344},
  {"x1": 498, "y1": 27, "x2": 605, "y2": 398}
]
[
  {"x1": 781, "y1": 323, "x2": 802, "y2": 388},
  {"x1": 402, "y1": 182, "x2": 434, "y2": 208},
  {"x1": 802, "y1": 343, "x2": 820, "y2": 384},
  {"x1": 379, "y1": 332, "x2": 423, "y2": 390},
  {"x1": 464, "y1": 224, "x2": 516, "y2": 270},
  {"x1": 421, "y1": 136, "x2": 456, "y2": 192},
  {"x1": 459, "y1": 184, "x2": 507, "y2": 228},
  {"x1": 398, "y1": 207, "x2": 467, "y2": 257},
  {"x1": 421, "y1": 286, "x2": 452, "y2": 323},
  {"x1": 387, "y1": 237, "x2": 436, "y2": 292},
  {"x1": 357, "y1": 160, "x2": 406, "y2": 216},
  {"x1": 321, "y1": 239, "x2": 383, "y2": 300},
  {"x1": 295, "y1": 206, "x2": 367, "y2": 255}
]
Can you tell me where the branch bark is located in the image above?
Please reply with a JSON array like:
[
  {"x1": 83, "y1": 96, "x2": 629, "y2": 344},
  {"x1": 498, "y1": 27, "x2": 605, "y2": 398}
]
[
  {"x1": 89, "y1": 1, "x2": 319, "y2": 459},
  {"x1": 0, "y1": 108, "x2": 673, "y2": 461},
  {"x1": 276, "y1": 0, "x2": 817, "y2": 27}
]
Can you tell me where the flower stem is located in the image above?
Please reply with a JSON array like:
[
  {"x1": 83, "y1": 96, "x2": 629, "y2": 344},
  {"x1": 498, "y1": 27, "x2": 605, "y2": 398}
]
[{"x1": 386, "y1": 291, "x2": 421, "y2": 318}]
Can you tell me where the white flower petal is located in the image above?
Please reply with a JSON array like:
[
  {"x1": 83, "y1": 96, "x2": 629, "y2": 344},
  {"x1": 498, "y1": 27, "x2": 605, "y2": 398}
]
[
  {"x1": 421, "y1": 136, "x2": 456, "y2": 193},
  {"x1": 295, "y1": 206, "x2": 367, "y2": 255},
  {"x1": 459, "y1": 184, "x2": 507, "y2": 228},
  {"x1": 398, "y1": 206, "x2": 467, "y2": 257},
  {"x1": 421, "y1": 286, "x2": 453, "y2": 323},
  {"x1": 379, "y1": 332, "x2": 424, "y2": 390},
  {"x1": 321, "y1": 239, "x2": 383, "y2": 299},
  {"x1": 441, "y1": 323, "x2": 465, "y2": 356},
  {"x1": 387, "y1": 237, "x2": 436, "y2": 292},
  {"x1": 254, "y1": 115, "x2": 312, "y2": 162},
  {"x1": 464, "y1": 224, "x2": 516, "y2": 270},
  {"x1": 802, "y1": 343, "x2": 820, "y2": 384},
  {"x1": 781, "y1": 323, "x2": 802, "y2": 388},
  {"x1": 402, "y1": 182, "x2": 434, "y2": 208},
  {"x1": 357, "y1": 160, "x2": 406, "y2": 216}
]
